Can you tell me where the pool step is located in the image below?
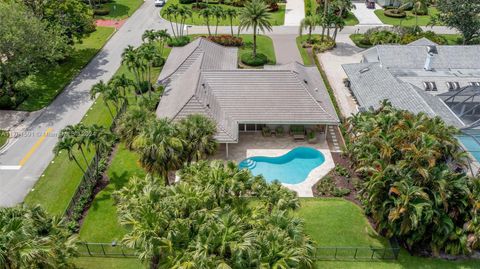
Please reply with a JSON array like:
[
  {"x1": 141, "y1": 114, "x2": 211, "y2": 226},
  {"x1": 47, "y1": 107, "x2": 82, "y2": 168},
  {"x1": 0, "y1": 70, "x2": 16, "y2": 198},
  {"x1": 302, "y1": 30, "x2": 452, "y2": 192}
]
[{"x1": 245, "y1": 159, "x2": 257, "y2": 169}]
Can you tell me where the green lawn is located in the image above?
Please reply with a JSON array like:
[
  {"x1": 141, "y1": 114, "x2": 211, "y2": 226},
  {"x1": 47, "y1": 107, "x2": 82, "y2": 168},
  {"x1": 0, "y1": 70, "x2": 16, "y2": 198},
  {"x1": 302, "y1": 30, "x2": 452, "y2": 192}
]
[
  {"x1": 79, "y1": 143, "x2": 145, "y2": 242},
  {"x1": 161, "y1": 0, "x2": 285, "y2": 26},
  {"x1": 17, "y1": 27, "x2": 115, "y2": 111},
  {"x1": 296, "y1": 35, "x2": 316, "y2": 66},
  {"x1": 238, "y1": 35, "x2": 276, "y2": 65},
  {"x1": 98, "y1": 0, "x2": 144, "y2": 19},
  {"x1": 304, "y1": 0, "x2": 358, "y2": 26},
  {"x1": 24, "y1": 47, "x2": 171, "y2": 216},
  {"x1": 0, "y1": 130, "x2": 8, "y2": 148},
  {"x1": 374, "y1": 7, "x2": 440, "y2": 27},
  {"x1": 349, "y1": 33, "x2": 463, "y2": 49},
  {"x1": 74, "y1": 257, "x2": 143, "y2": 269}
]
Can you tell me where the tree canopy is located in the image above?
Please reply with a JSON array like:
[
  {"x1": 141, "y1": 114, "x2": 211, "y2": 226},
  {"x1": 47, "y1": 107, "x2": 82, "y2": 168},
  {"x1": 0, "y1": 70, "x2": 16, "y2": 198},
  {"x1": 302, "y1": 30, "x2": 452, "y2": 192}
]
[
  {"x1": 435, "y1": 0, "x2": 480, "y2": 44},
  {"x1": 115, "y1": 161, "x2": 315, "y2": 269},
  {"x1": 345, "y1": 101, "x2": 480, "y2": 255},
  {"x1": 0, "y1": 205, "x2": 78, "y2": 269},
  {"x1": 0, "y1": 1, "x2": 68, "y2": 109}
]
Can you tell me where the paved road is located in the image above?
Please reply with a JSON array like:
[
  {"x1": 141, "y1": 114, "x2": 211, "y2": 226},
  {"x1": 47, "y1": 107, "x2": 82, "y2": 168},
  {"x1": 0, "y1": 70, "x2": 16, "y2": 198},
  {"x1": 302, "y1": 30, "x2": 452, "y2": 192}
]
[
  {"x1": 0, "y1": 0, "x2": 461, "y2": 206},
  {"x1": 0, "y1": 0, "x2": 170, "y2": 206}
]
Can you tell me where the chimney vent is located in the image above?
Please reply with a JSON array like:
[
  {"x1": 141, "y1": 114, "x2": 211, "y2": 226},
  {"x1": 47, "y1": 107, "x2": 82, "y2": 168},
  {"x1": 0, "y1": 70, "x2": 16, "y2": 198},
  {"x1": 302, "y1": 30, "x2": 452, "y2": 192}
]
[{"x1": 424, "y1": 45, "x2": 438, "y2": 71}]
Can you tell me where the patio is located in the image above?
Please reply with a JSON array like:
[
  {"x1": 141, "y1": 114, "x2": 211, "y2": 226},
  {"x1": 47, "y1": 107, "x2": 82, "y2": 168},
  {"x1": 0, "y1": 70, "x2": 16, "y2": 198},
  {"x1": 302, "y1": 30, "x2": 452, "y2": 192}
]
[{"x1": 212, "y1": 132, "x2": 336, "y2": 197}]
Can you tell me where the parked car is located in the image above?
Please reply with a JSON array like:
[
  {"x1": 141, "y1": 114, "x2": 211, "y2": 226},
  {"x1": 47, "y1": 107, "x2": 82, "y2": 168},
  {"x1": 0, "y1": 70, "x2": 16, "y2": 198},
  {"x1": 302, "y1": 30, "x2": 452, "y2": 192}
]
[{"x1": 155, "y1": 0, "x2": 165, "y2": 7}]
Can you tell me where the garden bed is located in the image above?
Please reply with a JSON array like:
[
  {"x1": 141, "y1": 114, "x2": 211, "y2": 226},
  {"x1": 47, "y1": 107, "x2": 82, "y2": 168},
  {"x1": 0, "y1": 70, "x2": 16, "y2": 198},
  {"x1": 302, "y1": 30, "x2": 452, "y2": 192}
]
[{"x1": 374, "y1": 7, "x2": 440, "y2": 26}]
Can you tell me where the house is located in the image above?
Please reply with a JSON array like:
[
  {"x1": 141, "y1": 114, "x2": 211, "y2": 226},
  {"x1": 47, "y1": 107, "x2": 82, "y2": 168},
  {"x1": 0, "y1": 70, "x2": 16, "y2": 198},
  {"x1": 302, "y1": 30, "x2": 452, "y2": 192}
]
[
  {"x1": 156, "y1": 38, "x2": 340, "y2": 156},
  {"x1": 342, "y1": 39, "x2": 480, "y2": 128}
]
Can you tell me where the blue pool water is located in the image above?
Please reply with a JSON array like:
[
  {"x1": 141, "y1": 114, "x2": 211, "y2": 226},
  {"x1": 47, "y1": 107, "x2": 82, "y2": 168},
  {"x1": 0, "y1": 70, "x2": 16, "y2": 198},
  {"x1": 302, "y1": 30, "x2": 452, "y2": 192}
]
[
  {"x1": 458, "y1": 131, "x2": 480, "y2": 162},
  {"x1": 238, "y1": 147, "x2": 325, "y2": 184}
]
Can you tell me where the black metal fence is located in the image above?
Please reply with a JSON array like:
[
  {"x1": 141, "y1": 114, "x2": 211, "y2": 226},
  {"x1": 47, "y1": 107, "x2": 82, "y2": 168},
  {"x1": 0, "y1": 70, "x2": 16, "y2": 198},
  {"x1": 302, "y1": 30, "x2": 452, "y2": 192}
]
[
  {"x1": 63, "y1": 101, "x2": 128, "y2": 220},
  {"x1": 78, "y1": 242, "x2": 136, "y2": 257},
  {"x1": 315, "y1": 246, "x2": 400, "y2": 261}
]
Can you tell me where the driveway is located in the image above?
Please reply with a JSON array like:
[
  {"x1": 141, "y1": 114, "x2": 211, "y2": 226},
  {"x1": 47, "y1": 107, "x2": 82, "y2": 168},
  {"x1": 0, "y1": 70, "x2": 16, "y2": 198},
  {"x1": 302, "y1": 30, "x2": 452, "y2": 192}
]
[
  {"x1": 318, "y1": 34, "x2": 363, "y2": 118},
  {"x1": 352, "y1": 3, "x2": 384, "y2": 25},
  {"x1": 269, "y1": 35, "x2": 302, "y2": 64},
  {"x1": 284, "y1": 0, "x2": 305, "y2": 26}
]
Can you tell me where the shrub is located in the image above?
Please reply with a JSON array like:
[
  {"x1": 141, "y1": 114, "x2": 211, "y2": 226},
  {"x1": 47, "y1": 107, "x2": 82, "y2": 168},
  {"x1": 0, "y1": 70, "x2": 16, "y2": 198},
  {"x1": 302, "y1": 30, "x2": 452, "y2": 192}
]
[
  {"x1": 94, "y1": 7, "x2": 110, "y2": 16},
  {"x1": 207, "y1": 35, "x2": 243, "y2": 46},
  {"x1": 335, "y1": 165, "x2": 350, "y2": 178},
  {"x1": 241, "y1": 52, "x2": 268, "y2": 66},
  {"x1": 262, "y1": 126, "x2": 272, "y2": 137},
  {"x1": 275, "y1": 126, "x2": 284, "y2": 136},
  {"x1": 312, "y1": 41, "x2": 335, "y2": 53},
  {"x1": 193, "y1": 2, "x2": 208, "y2": 9},
  {"x1": 180, "y1": 0, "x2": 195, "y2": 4},
  {"x1": 168, "y1": 36, "x2": 191, "y2": 47},
  {"x1": 384, "y1": 9, "x2": 406, "y2": 18},
  {"x1": 332, "y1": 187, "x2": 351, "y2": 197},
  {"x1": 411, "y1": 6, "x2": 428, "y2": 15},
  {"x1": 152, "y1": 57, "x2": 165, "y2": 67},
  {"x1": 369, "y1": 30, "x2": 399, "y2": 45},
  {"x1": 316, "y1": 177, "x2": 336, "y2": 195}
]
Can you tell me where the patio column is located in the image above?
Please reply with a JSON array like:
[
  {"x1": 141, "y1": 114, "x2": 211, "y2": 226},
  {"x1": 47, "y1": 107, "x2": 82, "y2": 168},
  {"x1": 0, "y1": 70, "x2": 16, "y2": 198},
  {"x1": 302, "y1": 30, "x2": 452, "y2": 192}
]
[{"x1": 226, "y1": 143, "x2": 229, "y2": 158}]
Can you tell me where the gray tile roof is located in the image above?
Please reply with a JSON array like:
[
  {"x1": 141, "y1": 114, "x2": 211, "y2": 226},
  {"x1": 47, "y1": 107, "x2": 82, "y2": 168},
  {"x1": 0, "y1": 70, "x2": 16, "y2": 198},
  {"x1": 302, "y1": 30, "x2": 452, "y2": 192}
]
[
  {"x1": 342, "y1": 62, "x2": 465, "y2": 127},
  {"x1": 156, "y1": 38, "x2": 340, "y2": 143},
  {"x1": 373, "y1": 45, "x2": 480, "y2": 70}
]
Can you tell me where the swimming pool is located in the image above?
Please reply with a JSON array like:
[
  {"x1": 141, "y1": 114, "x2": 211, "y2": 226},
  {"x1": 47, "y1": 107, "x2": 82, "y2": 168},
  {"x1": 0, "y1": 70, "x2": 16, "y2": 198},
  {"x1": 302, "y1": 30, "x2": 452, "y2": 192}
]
[
  {"x1": 458, "y1": 130, "x2": 480, "y2": 162},
  {"x1": 238, "y1": 147, "x2": 325, "y2": 184}
]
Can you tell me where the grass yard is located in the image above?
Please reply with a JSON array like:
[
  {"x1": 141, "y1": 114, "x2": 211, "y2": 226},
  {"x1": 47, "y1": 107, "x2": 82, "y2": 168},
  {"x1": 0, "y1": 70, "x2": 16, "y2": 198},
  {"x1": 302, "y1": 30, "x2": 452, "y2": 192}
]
[
  {"x1": 79, "y1": 143, "x2": 145, "y2": 242},
  {"x1": 161, "y1": 0, "x2": 285, "y2": 26},
  {"x1": 24, "y1": 47, "x2": 171, "y2": 216},
  {"x1": 238, "y1": 35, "x2": 276, "y2": 65},
  {"x1": 74, "y1": 257, "x2": 142, "y2": 269},
  {"x1": 98, "y1": 0, "x2": 144, "y2": 19},
  {"x1": 374, "y1": 7, "x2": 440, "y2": 27},
  {"x1": 0, "y1": 130, "x2": 8, "y2": 148},
  {"x1": 17, "y1": 27, "x2": 115, "y2": 111},
  {"x1": 349, "y1": 33, "x2": 463, "y2": 49},
  {"x1": 296, "y1": 35, "x2": 317, "y2": 66},
  {"x1": 304, "y1": 0, "x2": 358, "y2": 26}
]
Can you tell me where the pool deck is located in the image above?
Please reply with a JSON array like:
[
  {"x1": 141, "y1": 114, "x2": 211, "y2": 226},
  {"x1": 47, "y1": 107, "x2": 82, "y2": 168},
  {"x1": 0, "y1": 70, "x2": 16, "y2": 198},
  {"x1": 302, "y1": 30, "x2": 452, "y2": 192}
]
[{"x1": 212, "y1": 132, "x2": 336, "y2": 197}]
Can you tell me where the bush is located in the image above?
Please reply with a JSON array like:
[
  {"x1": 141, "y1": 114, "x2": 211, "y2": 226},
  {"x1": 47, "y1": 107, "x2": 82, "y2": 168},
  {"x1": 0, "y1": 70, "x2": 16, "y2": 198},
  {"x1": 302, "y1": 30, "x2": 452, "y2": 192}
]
[
  {"x1": 262, "y1": 126, "x2": 272, "y2": 137},
  {"x1": 207, "y1": 35, "x2": 243, "y2": 47},
  {"x1": 335, "y1": 165, "x2": 350, "y2": 178},
  {"x1": 193, "y1": 2, "x2": 208, "y2": 9},
  {"x1": 384, "y1": 9, "x2": 406, "y2": 18},
  {"x1": 312, "y1": 41, "x2": 335, "y2": 53},
  {"x1": 332, "y1": 187, "x2": 351, "y2": 197},
  {"x1": 241, "y1": 52, "x2": 268, "y2": 66},
  {"x1": 400, "y1": 31, "x2": 447, "y2": 45},
  {"x1": 94, "y1": 7, "x2": 110, "y2": 16},
  {"x1": 316, "y1": 177, "x2": 351, "y2": 197},
  {"x1": 411, "y1": 6, "x2": 428, "y2": 15},
  {"x1": 152, "y1": 57, "x2": 165, "y2": 67},
  {"x1": 275, "y1": 126, "x2": 284, "y2": 136},
  {"x1": 180, "y1": 0, "x2": 195, "y2": 3},
  {"x1": 168, "y1": 36, "x2": 191, "y2": 47}
]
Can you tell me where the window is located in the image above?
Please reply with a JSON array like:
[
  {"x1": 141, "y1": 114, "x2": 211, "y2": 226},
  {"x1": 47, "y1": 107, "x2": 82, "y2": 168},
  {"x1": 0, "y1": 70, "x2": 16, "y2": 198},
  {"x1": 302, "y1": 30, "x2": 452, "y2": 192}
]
[
  {"x1": 469, "y1": 82, "x2": 480, "y2": 87},
  {"x1": 423, "y1": 81, "x2": 437, "y2": 91},
  {"x1": 446, "y1": 81, "x2": 461, "y2": 91}
]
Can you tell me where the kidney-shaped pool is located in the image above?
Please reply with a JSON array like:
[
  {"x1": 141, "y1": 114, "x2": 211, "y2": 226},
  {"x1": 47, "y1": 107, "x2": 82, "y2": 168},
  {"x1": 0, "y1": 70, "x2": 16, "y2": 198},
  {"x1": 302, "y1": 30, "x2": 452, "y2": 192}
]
[{"x1": 238, "y1": 147, "x2": 325, "y2": 184}]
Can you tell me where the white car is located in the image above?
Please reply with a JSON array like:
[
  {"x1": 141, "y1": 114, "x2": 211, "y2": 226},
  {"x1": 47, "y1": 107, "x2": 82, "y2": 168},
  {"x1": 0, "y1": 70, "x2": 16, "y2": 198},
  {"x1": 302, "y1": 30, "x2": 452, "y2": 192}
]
[{"x1": 155, "y1": 0, "x2": 165, "y2": 7}]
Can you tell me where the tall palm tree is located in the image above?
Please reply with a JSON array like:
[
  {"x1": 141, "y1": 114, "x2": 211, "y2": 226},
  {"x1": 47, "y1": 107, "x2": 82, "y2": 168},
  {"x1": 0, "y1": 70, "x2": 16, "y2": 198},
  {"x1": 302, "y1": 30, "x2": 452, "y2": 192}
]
[
  {"x1": 87, "y1": 124, "x2": 113, "y2": 175},
  {"x1": 142, "y1": 29, "x2": 157, "y2": 43},
  {"x1": 60, "y1": 124, "x2": 90, "y2": 167},
  {"x1": 177, "y1": 6, "x2": 193, "y2": 37},
  {"x1": 199, "y1": 7, "x2": 214, "y2": 36},
  {"x1": 110, "y1": 74, "x2": 135, "y2": 101},
  {"x1": 401, "y1": 0, "x2": 428, "y2": 29},
  {"x1": 138, "y1": 43, "x2": 159, "y2": 98},
  {"x1": 239, "y1": 0, "x2": 272, "y2": 57},
  {"x1": 178, "y1": 114, "x2": 218, "y2": 164},
  {"x1": 122, "y1": 46, "x2": 145, "y2": 92},
  {"x1": 133, "y1": 119, "x2": 184, "y2": 185},
  {"x1": 211, "y1": 6, "x2": 226, "y2": 35},
  {"x1": 225, "y1": 8, "x2": 238, "y2": 36},
  {"x1": 54, "y1": 135, "x2": 86, "y2": 174},
  {"x1": 90, "y1": 80, "x2": 115, "y2": 119},
  {"x1": 299, "y1": 15, "x2": 320, "y2": 43},
  {"x1": 164, "y1": 5, "x2": 179, "y2": 38}
]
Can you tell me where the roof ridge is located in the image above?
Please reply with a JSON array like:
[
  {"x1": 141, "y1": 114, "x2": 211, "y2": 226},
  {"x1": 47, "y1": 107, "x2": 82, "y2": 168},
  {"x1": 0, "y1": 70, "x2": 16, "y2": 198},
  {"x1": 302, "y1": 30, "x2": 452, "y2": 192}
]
[{"x1": 159, "y1": 39, "x2": 202, "y2": 81}]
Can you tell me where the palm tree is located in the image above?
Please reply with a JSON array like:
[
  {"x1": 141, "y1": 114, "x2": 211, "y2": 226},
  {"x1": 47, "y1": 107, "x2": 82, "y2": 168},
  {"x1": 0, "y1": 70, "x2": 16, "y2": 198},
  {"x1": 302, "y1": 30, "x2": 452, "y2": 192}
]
[
  {"x1": 60, "y1": 124, "x2": 90, "y2": 167},
  {"x1": 178, "y1": 114, "x2": 218, "y2": 164},
  {"x1": 177, "y1": 6, "x2": 193, "y2": 37},
  {"x1": 122, "y1": 46, "x2": 145, "y2": 92},
  {"x1": 211, "y1": 6, "x2": 226, "y2": 35},
  {"x1": 164, "y1": 5, "x2": 179, "y2": 38},
  {"x1": 401, "y1": 0, "x2": 428, "y2": 29},
  {"x1": 299, "y1": 15, "x2": 319, "y2": 43},
  {"x1": 110, "y1": 74, "x2": 135, "y2": 101},
  {"x1": 142, "y1": 29, "x2": 157, "y2": 43},
  {"x1": 54, "y1": 135, "x2": 86, "y2": 174},
  {"x1": 116, "y1": 106, "x2": 155, "y2": 150},
  {"x1": 87, "y1": 124, "x2": 113, "y2": 175},
  {"x1": 199, "y1": 7, "x2": 214, "y2": 36},
  {"x1": 239, "y1": 0, "x2": 272, "y2": 57},
  {"x1": 138, "y1": 43, "x2": 159, "y2": 98},
  {"x1": 90, "y1": 80, "x2": 115, "y2": 119},
  {"x1": 225, "y1": 8, "x2": 238, "y2": 36},
  {"x1": 132, "y1": 119, "x2": 184, "y2": 185},
  {"x1": 0, "y1": 206, "x2": 78, "y2": 269}
]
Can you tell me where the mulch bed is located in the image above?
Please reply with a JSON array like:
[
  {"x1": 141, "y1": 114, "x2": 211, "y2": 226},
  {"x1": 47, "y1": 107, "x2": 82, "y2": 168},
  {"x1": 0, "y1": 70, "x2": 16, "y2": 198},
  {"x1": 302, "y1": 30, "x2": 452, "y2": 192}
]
[{"x1": 96, "y1": 19, "x2": 126, "y2": 29}]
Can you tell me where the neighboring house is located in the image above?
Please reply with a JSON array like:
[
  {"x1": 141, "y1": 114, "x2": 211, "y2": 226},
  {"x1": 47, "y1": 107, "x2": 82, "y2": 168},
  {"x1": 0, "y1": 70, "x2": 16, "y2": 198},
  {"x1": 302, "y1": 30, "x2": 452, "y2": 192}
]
[
  {"x1": 342, "y1": 38, "x2": 480, "y2": 129},
  {"x1": 156, "y1": 38, "x2": 340, "y2": 155}
]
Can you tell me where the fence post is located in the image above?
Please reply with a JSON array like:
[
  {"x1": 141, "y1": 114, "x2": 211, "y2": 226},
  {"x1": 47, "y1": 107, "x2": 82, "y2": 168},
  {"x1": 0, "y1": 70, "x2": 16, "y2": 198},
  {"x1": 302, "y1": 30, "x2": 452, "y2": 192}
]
[
  {"x1": 85, "y1": 243, "x2": 92, "y2": 256},
  {"x1": 354, "y1": 248, "x2": 358, "y2": 259},
  {"x1": 334, "y1": 248, "x2": 337, "y2": 259},
  {"x1": 371, "y1": 248, "x2": 375, "y2": 259},
  {"x1": 101, "y1": 244, "x2": 106, "y2": 255},
  {"x1": 121, "y1": 247, "x2": 125, "y2": 257}
]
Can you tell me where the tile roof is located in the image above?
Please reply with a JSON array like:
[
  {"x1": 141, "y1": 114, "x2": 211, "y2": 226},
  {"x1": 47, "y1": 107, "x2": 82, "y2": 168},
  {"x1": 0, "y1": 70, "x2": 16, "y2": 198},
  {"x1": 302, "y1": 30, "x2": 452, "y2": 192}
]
[{"x1": 156, "y1": 38, "x2": 340, "y2": 143}]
